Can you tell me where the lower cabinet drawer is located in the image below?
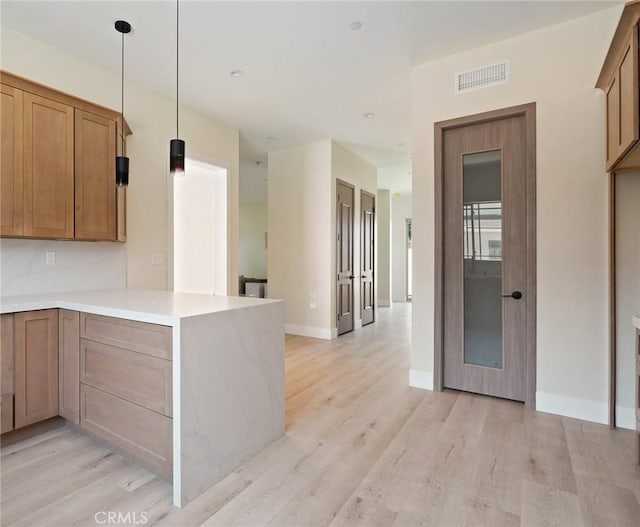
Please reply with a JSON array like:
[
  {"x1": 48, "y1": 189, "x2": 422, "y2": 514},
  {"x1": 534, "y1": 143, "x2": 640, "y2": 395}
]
[
  {"x1": 80, "y1": 384, "x2": 172, "y2": 480},
  {"x1": 0, "y1": 394, "x2": 14, "y2": 434},
  {"x1": 81, "y1": 339, "x2": 172, "y2": 417}
]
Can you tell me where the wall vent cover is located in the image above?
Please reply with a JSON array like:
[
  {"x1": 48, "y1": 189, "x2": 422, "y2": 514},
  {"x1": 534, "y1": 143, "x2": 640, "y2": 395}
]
[{"x1": 455, "y1": 61, "x2": 510, "y2": 93}]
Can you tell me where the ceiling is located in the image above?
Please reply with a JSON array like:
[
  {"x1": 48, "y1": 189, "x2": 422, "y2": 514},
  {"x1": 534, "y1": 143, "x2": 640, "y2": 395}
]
[{"x1": 2, "y1": 0, "x2": 621, "y2": 202}]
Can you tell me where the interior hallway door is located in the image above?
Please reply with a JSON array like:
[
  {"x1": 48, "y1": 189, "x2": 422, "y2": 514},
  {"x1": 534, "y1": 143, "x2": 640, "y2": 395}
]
[
  {"x1": 440, "y1": 105, "x2": 536, "y2": 403},
  {"x1": 337, "y1": 180, "x2": 354, "y2": 335},
  {"x1": 361, "y1": 190, "x2": 375, "y2": 326}
]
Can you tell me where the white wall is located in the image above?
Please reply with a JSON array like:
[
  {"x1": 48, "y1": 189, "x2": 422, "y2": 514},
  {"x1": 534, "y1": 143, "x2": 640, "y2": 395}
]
[
  {"x1": 391, "y1": 194, "x2": 412, "y2": 303},
  {"x1": 1, "y1": 26, "x2": 239, "y2": 294},
  {"x1": 331, "y1": 142, "x2": 378, "y2": 328},
  {"x1": 411, "y1": 7, "x2": 622, "y2": 423},
  {"x1": 174, "y1": 160, "x2": 227, "y2": 295},
  {"x1": 377, "y1": 190, "x2": 392, "y2": 307},
  {"x1": 615, "y1": 173, "x2": 640, "y2": 429},
  {"x1": 268, "y1": 140, "x2": 333, "y2": 339},
  {"x1": 268, "y1": 140, "x2": 376, "y2": 338},
  {"x1": 239, "y1": 204, "x2": 268, "y2": 278}
]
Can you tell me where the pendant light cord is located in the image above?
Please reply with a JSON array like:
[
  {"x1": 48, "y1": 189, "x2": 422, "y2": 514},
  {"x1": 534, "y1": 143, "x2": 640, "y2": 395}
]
[
  {"x1": 176, "y1": 0, "x2": 180, "y2": 139},
  {"x1": 121, "y1": 30, "x2": 125, "y2": 154}
]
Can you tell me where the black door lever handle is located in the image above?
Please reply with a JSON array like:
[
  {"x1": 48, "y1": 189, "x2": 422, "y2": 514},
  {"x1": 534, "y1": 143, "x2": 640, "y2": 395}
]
[{"x1": 501, "y1": 291, "x2": 523, "y2": 300}]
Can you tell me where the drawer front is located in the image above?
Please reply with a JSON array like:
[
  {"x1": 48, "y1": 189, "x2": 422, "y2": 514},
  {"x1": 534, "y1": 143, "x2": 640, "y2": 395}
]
[
  {"x1": 81, "y1": 339, "x2": 172, "y2": 417},
  {"x1": 0, "y1": 394, "x2": 14, "y2": 434},
  {"x1": 80, "y1": 313, "x2": 172, "y2": 360},
  {"x1": 80, "y1": 384, "x2": 172, "y2": 480}
]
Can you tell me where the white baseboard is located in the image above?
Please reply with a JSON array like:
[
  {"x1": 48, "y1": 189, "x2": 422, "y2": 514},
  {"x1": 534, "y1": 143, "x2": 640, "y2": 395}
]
[
  {"x1": 377, "y1": 300, "x2": 391, "y2": 307},
  {"x1": 536, "y1": 391, "x2": 608, "y2": 425},
  {"x1": 285, "y1": 324, "x2": 334, "y2": 340},
  {"x1": 409, "y1": 369, "x2": 433, "y2": 390},
  {"x1": 615, "y1": 405, "x2": 636, "y2": 430}
]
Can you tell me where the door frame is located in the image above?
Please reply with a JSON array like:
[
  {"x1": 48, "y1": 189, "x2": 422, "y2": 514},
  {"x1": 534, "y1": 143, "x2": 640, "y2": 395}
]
[{"x1": 433, "y1": 102, "x2": 537, "y2": 408}]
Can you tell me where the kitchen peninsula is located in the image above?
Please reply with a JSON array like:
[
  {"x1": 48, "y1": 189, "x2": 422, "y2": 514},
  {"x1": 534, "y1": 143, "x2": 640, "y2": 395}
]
[{"x1": 0, "y1": 289, "x2": 285, "y2": 507}]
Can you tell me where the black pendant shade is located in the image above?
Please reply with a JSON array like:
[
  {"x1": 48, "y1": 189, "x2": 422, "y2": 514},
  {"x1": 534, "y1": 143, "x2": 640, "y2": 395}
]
[
  {"x1": 170, "y1": 139, "x2": 185, "y2": 176},
  {"x1": 116, "y1": 156, "x2": 129, "y2": 187},
  {"x1": 170, "y1": 0, "x2": 186, "y2": 176},
  {"x1": 115, "y1": 20, "x2": 131, "y2": 187}
]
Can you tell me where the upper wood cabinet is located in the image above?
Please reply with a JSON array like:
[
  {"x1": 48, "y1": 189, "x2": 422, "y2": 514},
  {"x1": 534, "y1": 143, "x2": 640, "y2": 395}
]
[
  {"x1": 75, "y1": 110, "x2": 116, "y2": 240},
  {"x1": 1, "y1": 85, "x2": 24, "y2": 236},
  {"x1": 0, "y1": 71, "x2": 130, "y2": 241},
  {"x1": 597, "y1": 3, "x2": 640, "y2": 172},
  {"x1": 23, "y1": 92, "x2": 75, "y2": 239}
]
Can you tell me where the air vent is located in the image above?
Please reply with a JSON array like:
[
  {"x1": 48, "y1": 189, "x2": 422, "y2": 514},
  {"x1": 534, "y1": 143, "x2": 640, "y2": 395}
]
[{"x1": 455, "y1": 61, "x2": 510, "y2": 94}]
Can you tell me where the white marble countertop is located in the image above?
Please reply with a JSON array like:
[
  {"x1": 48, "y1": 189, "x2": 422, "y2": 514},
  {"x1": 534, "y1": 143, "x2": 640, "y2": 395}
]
[
  {"x1": 0, "y1": 288, "x2": 282, "y2": 326},
  {"x1": 633, "y1": 315, "x2": 640, "y2": 330}
]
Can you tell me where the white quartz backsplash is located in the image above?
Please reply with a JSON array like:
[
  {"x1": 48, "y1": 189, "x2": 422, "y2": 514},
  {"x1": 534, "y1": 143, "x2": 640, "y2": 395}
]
[{"x1": 1, "y1": 238, "x2": 126, "y2": 296}]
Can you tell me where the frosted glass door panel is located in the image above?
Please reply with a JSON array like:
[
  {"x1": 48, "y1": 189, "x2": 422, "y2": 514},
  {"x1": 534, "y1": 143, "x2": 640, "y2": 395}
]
[{"x1": 462, "y1": 151, "x2": 502, "y2": 369}]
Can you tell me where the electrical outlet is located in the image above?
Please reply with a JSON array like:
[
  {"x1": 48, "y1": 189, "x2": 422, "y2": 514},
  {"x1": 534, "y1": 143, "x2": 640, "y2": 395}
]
[
  {"x1": 46, "y1": 252, "x2": 56, "y2": 266},
  {"x1": 151, "y1": 254, "x2": 164, "y2": 266}
]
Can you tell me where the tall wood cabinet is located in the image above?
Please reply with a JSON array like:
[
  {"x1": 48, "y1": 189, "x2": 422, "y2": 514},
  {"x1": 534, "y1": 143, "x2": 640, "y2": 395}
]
[{"x1": 0, "y1": 71, "x2": 129, "y2": 241}]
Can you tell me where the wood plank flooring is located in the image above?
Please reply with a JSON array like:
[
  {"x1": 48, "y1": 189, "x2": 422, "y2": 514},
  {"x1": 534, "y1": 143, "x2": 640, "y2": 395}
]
[{"x1": 1, "y1": 304, "x2": 639, "y2": 526}]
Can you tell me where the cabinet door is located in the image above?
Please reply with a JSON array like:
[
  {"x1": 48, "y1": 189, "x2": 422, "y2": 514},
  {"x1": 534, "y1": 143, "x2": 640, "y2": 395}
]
[
  {"x1": 59, "y1": 310, "x2": 80, "y2": 424},
  {"x1": 619, "y1": 25, "x2": 639, "y2": 159},
  {"x1": 606, "y1": 74, "x2": 620, "y2": 169},
  {"x1": 23, "y1": 93, "x2": 74, "y2": 239},
  {"x1": 1, "y1": 84, "x2": 24, "y2": 236},
  {"x1": 75, "y1": 110, "x2": 116, "y2": 241},
  {"x1": 14, "y1": 310, "x2": 59, "y2": 428},
  {"x1": 0, "y1": 314, "x2": 15, "y2": 433}
]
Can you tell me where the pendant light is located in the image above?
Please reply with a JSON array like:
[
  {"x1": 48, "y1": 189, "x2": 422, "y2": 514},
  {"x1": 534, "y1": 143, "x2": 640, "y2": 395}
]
[
  {"x1": 169, "y1": 0, "x2": 185, "y2": 176},
  {"x1": 115, "y1": 20, "x2": 131, "y2": 187}
]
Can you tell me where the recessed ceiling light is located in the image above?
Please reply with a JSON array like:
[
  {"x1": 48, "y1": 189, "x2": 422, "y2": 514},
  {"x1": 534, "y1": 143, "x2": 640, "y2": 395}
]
[
  {"x1": 267, "y1": 136, "x2": 278, "y2": 143},
  {"x1": 350, "y1": 21, "x2": 362, "y2": 31},
  {"x1": 364, "y1": 112, "x2": 375, "y2": 119},
  {"x1": 230, "y1": 70, "x2": 243, "y2": 77}
]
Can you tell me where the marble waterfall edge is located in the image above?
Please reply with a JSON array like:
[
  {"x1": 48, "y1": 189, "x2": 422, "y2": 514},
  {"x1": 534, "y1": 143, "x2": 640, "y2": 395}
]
[{"x1": 178, "y1": 301, "x2": 285, "y2": 505}]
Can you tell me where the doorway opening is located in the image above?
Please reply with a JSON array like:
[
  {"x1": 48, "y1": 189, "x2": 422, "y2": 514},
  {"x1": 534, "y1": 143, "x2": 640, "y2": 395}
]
[{"x1": 173, "y1": 158, "x2": 228, "y2": 295}]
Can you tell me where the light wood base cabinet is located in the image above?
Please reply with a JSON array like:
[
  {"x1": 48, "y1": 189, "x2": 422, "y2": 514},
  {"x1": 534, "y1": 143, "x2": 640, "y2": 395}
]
[
  {"x1": 78, "y1": 312, "x2": 173, "y2": 480},
  {"x1": 80, "y1": 384, "x2": 172, "y2": 481},
  {"x1": 59, "y1": 309, "x2": 80, "y2": 424},
  {"x1": 14, "y1": 310, "x2": 59, "y2": 429},
  {"x1": 0, "y1": 313, "x2": 15, "y2": 434}
]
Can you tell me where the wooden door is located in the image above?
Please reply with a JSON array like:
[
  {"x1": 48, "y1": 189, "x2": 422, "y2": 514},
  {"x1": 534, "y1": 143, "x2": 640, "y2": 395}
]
[
  {"x1": 59, "y1": 309, "x2": 80, "y2": 424},
  {"x1": 337, "y1": 180, "x2": 355, "y2": 335},
  {"x1": 360, "y1": 190, "x2": 375, "y2": 326},
  {"x1": 23, "y1": 93, "x2": 74, "y2": 239},
  {"x1": 75, "y1": 109, "x2": 117, "y2": 240},
  {"x1": 1, "y1": 84, "x2": 24, "y2": 236},
  {"x1": 14, "y1": 309, "x2": 59, "y2": 428},
  {"x1": 1, "y1": 314, "x2": 15, "y2": 433},
  {"x1": 441, "y1": 111, "x2": 533, "y2": 402}
]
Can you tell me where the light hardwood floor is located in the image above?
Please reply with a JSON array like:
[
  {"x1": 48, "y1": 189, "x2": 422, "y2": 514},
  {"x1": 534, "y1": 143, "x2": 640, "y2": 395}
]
[{"x1": 1, "y1": 304, "x2": 639, "y2": 526}]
